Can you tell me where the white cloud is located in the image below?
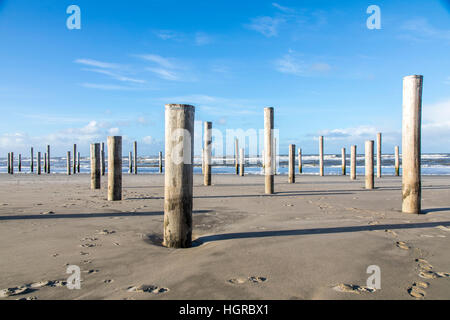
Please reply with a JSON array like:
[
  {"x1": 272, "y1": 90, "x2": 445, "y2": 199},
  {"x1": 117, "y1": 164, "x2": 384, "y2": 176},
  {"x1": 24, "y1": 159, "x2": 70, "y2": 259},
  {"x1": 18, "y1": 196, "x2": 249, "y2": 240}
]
[
  {"x1": 146, "y1": 68, "x2": 179, "y2": 81},
  {"x1": 275, "y1": 51, "x2": 331, "y2": 76},
  {"x1": 80, "y1": 83, "x2": 140, "y2": 90},
  {"x1": 142, "y1": 136, "x2": 155, "y2": 145},
  {"x1": 400, "y1": 18, "x2": 450, "y2": 42},
  {"x1": 195, "y1": 32, "x2": 212, "y2": 45},
  {"x1": 154, "y1": 29, "x2": 181, "y2": 40},
  {"x1": 246, "y1": 16, "x2": 284, "y2": 37},
  {"x1": 81, "y1": 68, "x2": 145, "y2": 84},
  {"x1": 316, "y1": 126, "x2": 379, "y2": 141},
  {"x1": 74, "y1": 59, "x2": 120, "y2": 69},
  {"x1": 272, "y1": 2, "x2": 295, "y2": 13},
  {"x1": 135, "y1": 54, "x2": 175, "y2": 69}
]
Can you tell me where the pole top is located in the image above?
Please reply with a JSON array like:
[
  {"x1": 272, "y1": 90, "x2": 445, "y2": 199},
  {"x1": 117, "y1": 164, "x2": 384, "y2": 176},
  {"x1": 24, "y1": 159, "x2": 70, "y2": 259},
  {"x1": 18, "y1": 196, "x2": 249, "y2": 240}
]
[
  {"x1": 165, "y1": 104, "x2": 195, "y2": 111},
  {"x1": 403, "y1": 75, "x2": 423, "y2": 80}
]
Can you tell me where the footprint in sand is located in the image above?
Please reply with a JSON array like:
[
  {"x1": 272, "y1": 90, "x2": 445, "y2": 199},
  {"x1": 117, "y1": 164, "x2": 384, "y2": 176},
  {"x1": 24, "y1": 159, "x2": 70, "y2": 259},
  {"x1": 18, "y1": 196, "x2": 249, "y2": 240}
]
[
  {"x1": 96, "y1": 229, "x2": 116, "y2": 235},
  {"x1": 127, "y1": 285, "x2": 169, "y2": 294},
  {"x1": 103, "y1": 279, "x2": 114, "y2": 284},
  {"x1": 408, "y1": 284, "x2": 426, "y2": 298},
  {"x1": 1, "y1": 280, "x2": 67, "y2": 298},
  {"x1": 0, "y1": 286, "x2": 33, "y2": 298},
  {"x1": 83, "y1": 269, "x2": 100, "y2": 275},
  {"x1": 333, "y1": 283, "x2": 376, "y2": 294},
  {"x1": 228, "y1": 276, "x2": 267, "y2": 285},
  {"x1": 396, "y1": 241, "x2": 410, "y2": 250},
  {"x1": 40, "y1": 211, "x2": 55, "y2": 215},
  {"x1": 436, "y1": 225, "x2": 450, "y2": 232},
  {"x1": 415, "y1": 258, "x2": 450, "y2": 279},
  {"x1": 385, "y1": 229, "x2": 398, "y2": 237}
]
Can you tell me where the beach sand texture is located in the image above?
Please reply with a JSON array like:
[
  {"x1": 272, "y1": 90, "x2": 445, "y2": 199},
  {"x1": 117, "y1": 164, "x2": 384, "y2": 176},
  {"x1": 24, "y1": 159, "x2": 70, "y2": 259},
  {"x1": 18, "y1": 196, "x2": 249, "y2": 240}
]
[{"x1": 0, "y1": 173, "x2": 449, "y2": 300}]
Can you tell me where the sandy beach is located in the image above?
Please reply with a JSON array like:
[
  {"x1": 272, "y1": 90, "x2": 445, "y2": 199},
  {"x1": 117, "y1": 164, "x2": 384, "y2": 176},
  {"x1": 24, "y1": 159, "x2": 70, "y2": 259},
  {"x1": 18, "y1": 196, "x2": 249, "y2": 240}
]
[{"x1": 0, "y1": 173, "x2": 449, "y2": 300}]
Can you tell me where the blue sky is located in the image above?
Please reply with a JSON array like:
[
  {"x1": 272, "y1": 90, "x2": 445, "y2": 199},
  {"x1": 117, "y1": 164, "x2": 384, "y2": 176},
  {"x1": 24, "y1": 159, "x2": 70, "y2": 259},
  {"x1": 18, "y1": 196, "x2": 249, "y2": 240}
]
[{"x1": 0, "y1": 0, "x2": 449, "y2": 156}]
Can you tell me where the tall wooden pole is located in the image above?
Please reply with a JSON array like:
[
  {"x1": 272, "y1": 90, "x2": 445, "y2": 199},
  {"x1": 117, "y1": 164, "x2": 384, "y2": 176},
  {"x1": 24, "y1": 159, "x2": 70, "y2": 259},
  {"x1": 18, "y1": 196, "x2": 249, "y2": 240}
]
[
  {"x1": 402, "y1": 75, "x2": 423, "y2": 214},
  {"x1": 298, "y1": 148, "x2": 302, "y2": 174},
  {"x1": 235, "y1": 139, "x2": 239, "y2": 175},
  {"x1": 90, "y1": 143, "x2": 101, "y2": 190},
  {"x1": 47, "y1": 145, "x2": 50, "y2": 174},
  {"x1": 264, "y1": 107, "x2": 274, "y2": 194},
  {"x1": 128, "y1": 152, "x2": 133, "y2": 174},
  {"x1": 30, "y1": 147, "x2": 34, "y2": 173},
  {"x1": 18, "y1": 154, "x2": 21, "y2": 172},
  {"x1": 288, "y1": 144, "x2": 295, "y2": 183},
  {"x1": 376, "y1": 132, "x2": 382, "y2": 178},
  {"x1": 10, "y1": 152, "x2": 13, "y2": 174},
  {"x1": 350, "y1": 145, "x2": 356, "y2": 180},
  {"x1": 37, "y1": 152, "x2": 41, "y2": 175},
  {"x1": 163, "y1": 104, "x2": 195, "y2": 248},
  {"x1": 365, "y1": 140, "x2": 374, "y2": 189},
  {"x1": 107, "y1": 136, "x2": 122, "y2": 201},
  {"x1": 7, "y1": 153, "x2": 10, "y2": 174},
  {"x1": 395, "y1": 146, "x2": 400, "y2": 176},
  {"x1": 77, "y1": 152, "x2": 81, "y2": 173},
  {"x1": 239, "y1": 148, "x2": 245, "y2": 176},
  {"x1": 133, "y1": 141, "x2": 138, "y2": 175},
  {"x1": 73, "y1": 144, "x2": 77, "y2": 174},
  {"x1": 204, "y1": 122, "x2": 212, "y2": 186},
  {"x1": 341, "y1": 147, "x2": 346, "y2": 175},
  {"x1": 67, "y1": 151, "x2": 71, "y2": 176},
  {"x1": 159, "y1": 152, "x2": 163, "y2": 173},
  {"x1": 319, "y1": 136, "x2": 324, "y2": 176},
  {"x1": 44, "y1": 153, "x2": 47, "y2": 173},
  {"x1": 101, "y1": 142, "x2": 105, "y2": 176},
  {"x1": 274, "y1": 137, "x2": 277, "y2": 175}
]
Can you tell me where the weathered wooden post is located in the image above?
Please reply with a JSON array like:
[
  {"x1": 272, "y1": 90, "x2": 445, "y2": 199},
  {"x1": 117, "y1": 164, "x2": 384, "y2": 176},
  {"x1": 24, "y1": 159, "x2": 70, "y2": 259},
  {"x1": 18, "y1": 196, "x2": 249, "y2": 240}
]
[
  {"x1": 274, "y1": 137, "x2": 277, "y2": 175},
  {"x1": 395, "y1": 146, "x2": 400, "y2": 176},
  {"x1": 73, "y1": 144, "x2": 77, "y2": 174},
  {"x1": 365, "y1": 140, "x2": 374, "y2": 189},
  {"x1": 18, "y1": 154, "x2": 21, "y2": 172},
  {"x1": 101, "y1": 142, "x2": 105, "y2": 176},
  {"x1": 159, "y1": 152, "x2": 163, "y2": 173},
  {"x1": 163, "y1": 104, "x2": 195, "y2": 248},
  {"x1": 240, "y1": 148, "x2": 245, "y2": 176},
  {"x1": 204, "y1": 122, "x2": 212, "y2": 186},
  {"x1": 350, "y1": 145, "x2": 356, "y2": 180},
  {"x1": 37, "y1": 152, "x2": 41, "y2": 175},
  {"x1": 7, "y1": 153, "x2": 10, "y2": 174},
  {"x1": 319, "y1": 136, "x2": 324, "y2": 176},
  {"x1": 376, "y1": 132, "x2": 382, "y2": 178},
  {"x1": 235, "y1": 139, "x2": 239, "y2": 175},
  {"x1": 44, "y1": 153, "x2": 47, "y2": 173},
  {"x1": 90, "y1": 143, "x2": 101, "y2": 189},
  {"x1": 129, "y1": 152, "x2": 133, "y2": 174},
  {"x1": 264, "y1": 107, "x2": 274, "y2": 194},
  {"x1": 298, "y1": 148, "x2": 302, "y2": 174},
  {"x1": 107, "y1": 136, "x2": 122, "y2": 201},
  {"x1": 10, "y1": 152, "x2": 13, "y2": 174},
  {"x1": 77, "y1": 152, "x2": 81, "y2": 173},
  {"x1": 402, "y1": 75, "x2": 423, "y2": 214},
  {"x1": 67, "y1": 151, "x2": 71, "y2": 176},
  {"x1": 201, "y1": 148, "x2": 204, "y2": 174},
  {"x1": 133, "y1": 141, "x2": 138, "y2": 174},
  {"x1": 288, "y1": 144, "x2": 295, "y2": 183},
  {"x1": 30, "y1": 147, "x2": 34, "y2": 173},
  {"x1": 47, "y1": 145, "x2": 50, "y2": 173},
  {"x1": 341, "y1": 147, "x2": 346, "y2": 175}
]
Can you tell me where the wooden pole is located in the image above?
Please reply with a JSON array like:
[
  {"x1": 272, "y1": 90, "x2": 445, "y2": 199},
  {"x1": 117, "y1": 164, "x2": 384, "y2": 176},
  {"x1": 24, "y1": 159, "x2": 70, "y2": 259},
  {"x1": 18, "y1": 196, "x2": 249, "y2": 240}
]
[
  {"x1": 288, "y1": 144, "x2": 295, "y2": 183},
  {"x1": 395, "y1": 146, "x2": 400, "y2": 176},
  {"x1": 107, "y1": 136, "x2": 122, "y2": 201},
  {"x1": 298, "y1": 148, "x2": 302, "y2": 174},
  {"x1": 201, "y1": 148, "x2": 204, "y2": 174},
  {"x1": 7, "y1": 153, "x2": 10, "y2": 174},
  {"x1": 77, "y1": 152, "x2": 81, "y2": 173},
  {"x1": 159, "y1": 152, "x2": 163, "y2": 173},
  {"x1": 350, "y1": 145, "x2": 356, "y2": 180},
  {"x1": 90, "y1": 143, "x2": 101, "y2": 189},
  {"x1": 239, "y1": 148, "x2": 245, "y2": 176},
  {"x1": 44, "y1": 153, "x2": 47, "y2": 173},
  {"x1": 18, "y1": 154, "x2": 21, "y2": 172},
  {"x1": 402, "y1": 75, "x2": 423, "y2": 214},
  {"x1": 67, "y1": 151, "x2": 71, "y2": 176},
  {"x1": 204, "y1": 122, "x2": 212, "y2": 186},
  {"x1": 341, "y1": 147, "x2": 346, "y2": 175},
  {"x1": 274, "y1": 137, "x2": 277, "y2": 175},
  {"x1": 10, "y1": 152, "x2": 13, "y2": 174},
  {"x1": 101, "y1": 142, "x2": 105, "y2": 176},
  {"x1": 264, "y1": 107, "x2": 274, "y2": 194},
  {"x1": 30, "y1": 147, "x2": 34, "y2": 173},
  {"x1": 319, "y1": 136, "x2": 324, "y2": 176},
  {"x1": 129, "y1": 152, "x2": 133, "y2": 174},
  {"x1": 133, "y1": 141, "x2": 138, "y2": 174},
  {"x1": 37, "y1": 152, "x2": 41, "y2": 175},
  {"x1": 365, "y1": 140, "x2": 374, "y2": 189},
  {"x1": 163, "y1": 104, "x2": 195, "y2": 248},
  {"x1": 376, "y1": 132, "x2": 382, "y2": 178},
  {"x1": 235, "y1": 139, "x2": 239, "y2": 175},
  {"x1": 73, "y1": 144, "x2": 77, "y2": 174},
  {"x1": 47, "y1": 145, "x2": 50, "y2": 173}
]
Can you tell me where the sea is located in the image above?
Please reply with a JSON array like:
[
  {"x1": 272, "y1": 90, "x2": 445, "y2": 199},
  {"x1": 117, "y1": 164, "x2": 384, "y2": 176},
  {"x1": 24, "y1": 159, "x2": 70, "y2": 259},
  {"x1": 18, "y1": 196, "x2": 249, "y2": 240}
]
[{"x1": 2, "y1": 154, "x2": 450, "y2": 175}]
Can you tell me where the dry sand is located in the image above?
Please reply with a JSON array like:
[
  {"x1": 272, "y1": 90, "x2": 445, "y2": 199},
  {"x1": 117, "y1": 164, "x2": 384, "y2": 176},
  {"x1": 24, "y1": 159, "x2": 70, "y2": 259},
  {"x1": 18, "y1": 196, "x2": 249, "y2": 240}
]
[{"x1": 0, "y1": 173, "x2": 449, "y2": 300}]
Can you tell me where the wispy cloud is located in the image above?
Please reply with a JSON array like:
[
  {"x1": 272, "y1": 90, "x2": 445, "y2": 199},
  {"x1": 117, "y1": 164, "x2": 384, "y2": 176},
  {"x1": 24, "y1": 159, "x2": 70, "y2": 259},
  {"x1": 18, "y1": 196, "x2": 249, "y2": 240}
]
[
  {"x1": 135, "y1": 54, "x2": 188, "y2": 81},
  {"x1": 80, "y1": 83, "x2": 141, "y2": 90},
  {"x1": 275, "y1": 51, "x2": 331, "y2": 76},
  {"x1": 153, "y1": 29, "x2": 182, "y2": 41},
  {"x1": 74, "y1": 59, "x2": 120, "y2": 69},
  {"x1": 82, "y1": 68, "x2": 145, "y2": 84},
  {"x1": 246, "y1": 16, "x2": 285, "y2": 37},
  {"x1": 400, "y1": 18, "x2": 450, "y2": 42},
  {"x1": 146, "y1": 68, "x2": 179, "y2": 81},
  {"x1": 195, "y1": 32, "x2": 213, "y2": 45},
  {"x1": 135, "y1": 54, "x2": 175, "y2": 69},
  {"x1": 272, "y1": 2, "x2": 295, "y2": 13}
]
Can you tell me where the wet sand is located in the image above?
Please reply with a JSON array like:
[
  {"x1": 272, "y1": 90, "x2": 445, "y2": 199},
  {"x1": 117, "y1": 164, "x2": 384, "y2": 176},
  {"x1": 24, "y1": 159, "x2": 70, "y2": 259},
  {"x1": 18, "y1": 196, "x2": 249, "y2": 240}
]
[{"x1": 0, "y1": 173, "x2": 449, "y2": 300}]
